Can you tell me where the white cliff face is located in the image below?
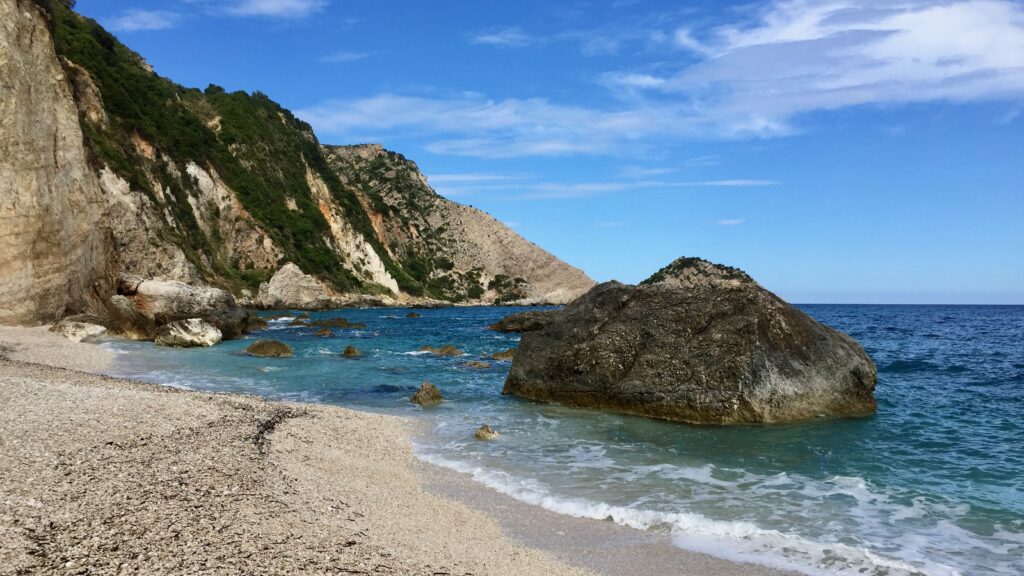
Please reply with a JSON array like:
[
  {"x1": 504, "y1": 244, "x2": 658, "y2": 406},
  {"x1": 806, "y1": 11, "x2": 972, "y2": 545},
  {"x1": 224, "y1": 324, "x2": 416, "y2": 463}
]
[
  {"x1": 0, "y1": 0, "x2": 116, "y2": 324},
  {"x1": 304, "y1": 168, "x2": 400, "y2": 294}
]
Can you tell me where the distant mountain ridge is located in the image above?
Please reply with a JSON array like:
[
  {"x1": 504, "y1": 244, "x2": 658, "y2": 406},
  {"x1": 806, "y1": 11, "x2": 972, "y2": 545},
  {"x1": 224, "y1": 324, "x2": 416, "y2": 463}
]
[{"x1": 0, "y1": 0, "x2": 593, "y2": 323}]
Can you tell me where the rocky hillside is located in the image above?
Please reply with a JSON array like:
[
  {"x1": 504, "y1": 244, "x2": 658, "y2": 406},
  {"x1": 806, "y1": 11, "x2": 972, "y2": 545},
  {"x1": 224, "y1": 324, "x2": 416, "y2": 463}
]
[
  {"x1": 324, "y1": 144, "x2": 593, "y2": 304},
  {"x1": 0, "y1": 0, "x2": 592, "y2": 323}
]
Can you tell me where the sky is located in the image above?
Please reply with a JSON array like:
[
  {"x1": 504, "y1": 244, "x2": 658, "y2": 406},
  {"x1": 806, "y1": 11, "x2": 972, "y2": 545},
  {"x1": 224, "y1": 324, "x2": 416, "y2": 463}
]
[{"x1": 76, "y1": 0, "x2": 1024, "y2": 303}]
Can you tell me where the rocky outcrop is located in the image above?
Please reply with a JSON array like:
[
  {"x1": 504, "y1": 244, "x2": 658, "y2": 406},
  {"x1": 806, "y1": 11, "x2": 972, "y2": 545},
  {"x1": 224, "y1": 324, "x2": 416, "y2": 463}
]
[
  {"x1": 154, "y1": 319, "x2": 222, "y2": 348},
  {"x1": 0, "y1": 0, "x2": 117, "y2": 325},
  {"x1": 419, "y1": 345, "x2": 463, "y2": 357},
  {"x1": 256, "y1": 263, "x2": 339, "y2": 310},
  {"x1": 49, "y1": 319, "x2": 107, "y2": 343},
  {"x1": 132, "y1": 280, "x2": 236, "y2": 322},
  {"x1": 503, "y1": 257, "x2": 877, "y2": 425}
]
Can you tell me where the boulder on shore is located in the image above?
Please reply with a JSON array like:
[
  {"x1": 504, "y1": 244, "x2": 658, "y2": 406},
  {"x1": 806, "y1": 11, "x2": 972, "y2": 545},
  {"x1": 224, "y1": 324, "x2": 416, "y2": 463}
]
[
  {"x1": 49, "y1": 319, "x2": 107, "y2": 343},
  {"x1": 410, "y1": 381, "x2": 443, "y2": 407},
  {"x1": 154, "y1": 318, "x2": 222, "y2": 348},
  {"x1": 246, "y1": 340, "x2": 293, "y2": 358},
  {"x1": 502, "y1": 257, "x2": 877, "y2": 425},
  {"x1": 256, "y1": 263, "x2": 338, "y2": 310}
]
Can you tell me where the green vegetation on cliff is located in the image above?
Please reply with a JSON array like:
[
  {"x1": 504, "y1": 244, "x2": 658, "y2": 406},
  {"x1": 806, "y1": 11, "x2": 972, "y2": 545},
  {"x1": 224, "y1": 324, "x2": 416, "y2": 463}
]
[{"x1": 35, "y1": 1, "x2": 413, "y2": 295}]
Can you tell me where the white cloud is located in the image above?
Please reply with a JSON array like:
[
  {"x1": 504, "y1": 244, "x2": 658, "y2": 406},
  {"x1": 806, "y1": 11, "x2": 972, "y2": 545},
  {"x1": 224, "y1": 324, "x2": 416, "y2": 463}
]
[
  {"x1": 300, "y1": 1, "x2": 1024, "y2": 158},
  {"x1": 320, "y1": 51, "x2": 369, "y2": 63},
  {"x1": 715, "y1": 218, "x2": 746, "y2": 226},
  {"x1": 657, "y1": 0, "x2": 1024, "y2": 130},
  {"x1": 224, "y1": 0, "x2": 327, "y2": 18},
  {"x1": 428, "y1": 173, "x2": 526, "y2": 184},
  {"x1": 107, "y1": 9, "x2": 181, "y2": 32},
  {"x1": 471, "y1": 27, "x2": 533, "y2": 47}
]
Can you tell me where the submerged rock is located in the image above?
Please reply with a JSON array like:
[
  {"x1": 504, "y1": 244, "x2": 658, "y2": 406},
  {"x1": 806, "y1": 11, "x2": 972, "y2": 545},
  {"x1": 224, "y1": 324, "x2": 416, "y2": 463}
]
[
  {"x1": 503, "y1": 257, "x2": 877, "y2": 425},
  {"x1": 410, "y1": 381, "x2": 443, "y2": 407},
  {"x1": 316, "y1": 328, "x2": 333, "y2": 338},
  {"x1": 406, "y1": 312, "x2": 421, "y2": 318},
  {"x1": 488, "y1": 310, "x2": 557, "y2": 333},
  {"x1": 310, "y1": 317, "x2": 367, "y2": 329},
  {"x1": 419, "y1": 345, "x2": 463, "y2": 357},
  {"x1": 49, "y1": 319, "x2": 107, "y2": 343},
  {"x1": 490, "y1": 349, "x2": 516, "y2": 362},
  {"x1": 465, "y1": 361, "x2": 491, "y2": 369},
  {"x1": 246, "y1": 339, "x2": 293, "y2": 358},
  {"x1": 474, "y1": 425, "x2": 499, "y2": 441},
  {"x1": 342, "y1": 345, "x2": 362, "y2": 358},
  {"x1": 154, "y1": 318, "x2": 222, "y2": 348}
]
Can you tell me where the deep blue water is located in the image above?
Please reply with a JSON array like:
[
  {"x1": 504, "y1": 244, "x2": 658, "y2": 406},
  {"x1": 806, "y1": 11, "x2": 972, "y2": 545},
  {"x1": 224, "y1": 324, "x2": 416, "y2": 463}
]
[{"x1": 105, "y1": 305, "x2": 1024, "y2": 576}]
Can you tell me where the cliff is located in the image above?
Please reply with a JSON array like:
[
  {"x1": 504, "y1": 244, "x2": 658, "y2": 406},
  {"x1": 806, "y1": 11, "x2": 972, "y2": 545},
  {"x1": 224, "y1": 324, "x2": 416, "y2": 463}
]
[
  {"x1": 0, "y1": 0, "x2": 593, "y2": 324},
  {"x1": 0, "y1": 0, "x2": 117, "y2": 325}
]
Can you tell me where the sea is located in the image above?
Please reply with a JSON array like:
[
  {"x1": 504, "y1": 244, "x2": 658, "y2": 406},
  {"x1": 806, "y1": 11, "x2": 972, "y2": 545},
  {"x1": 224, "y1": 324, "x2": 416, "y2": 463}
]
[{"x1": 104, "y1": 304, "x2": 1024, "y2": 576}]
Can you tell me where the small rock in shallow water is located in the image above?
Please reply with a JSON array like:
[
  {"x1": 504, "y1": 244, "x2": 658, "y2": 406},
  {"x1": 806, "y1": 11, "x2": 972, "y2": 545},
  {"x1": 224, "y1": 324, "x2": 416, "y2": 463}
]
[
  {"x1": 490, "y1": 349, "x2": 516, "y2": 361},
  {"x1": 410, "y1": 381, "x2": 443, "y2": 407},
  {"x1": 474, "y1": 425, "x2": 499, "y2": 440},
  {"x1": 419, "y1": 345, "x2": 463, "y2": 356},
  {"x1": 465, "y1": 361, "x2": 491, "y2": 369},
  {"x1": 343, "y1": 345, "x2": 362, "y2": 358},
  {"x1": 405, "y1": 312, "x2": 421, "y2": 318},
  {"x1": 246, "y1": 340, "x2": 293, "y2": 358},
  {"x1": 316, "y1": 328, "x2": 333, "y2": 338}
]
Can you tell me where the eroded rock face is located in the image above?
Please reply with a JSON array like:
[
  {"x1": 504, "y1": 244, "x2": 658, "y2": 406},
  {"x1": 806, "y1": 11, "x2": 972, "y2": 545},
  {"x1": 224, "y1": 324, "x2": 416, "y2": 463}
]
[
  {"x1": 256, "y1": 263, "x2": 338, "y2": 310},
  {"x1": 503, "y1": 257, "x2": 877, "y2": 425},
  {"x1": 154, "y1": 318, "x2": 222, "y2": 348},
  {"x1": 0, "y1": 0, "x2": 117, "y2": 324}
]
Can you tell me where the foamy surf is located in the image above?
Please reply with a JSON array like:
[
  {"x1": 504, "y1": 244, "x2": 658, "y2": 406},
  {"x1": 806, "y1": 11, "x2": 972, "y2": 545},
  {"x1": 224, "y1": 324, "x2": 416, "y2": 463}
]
[{"x1": 415, "y1": 449, "x2": 967, "y2": 576}]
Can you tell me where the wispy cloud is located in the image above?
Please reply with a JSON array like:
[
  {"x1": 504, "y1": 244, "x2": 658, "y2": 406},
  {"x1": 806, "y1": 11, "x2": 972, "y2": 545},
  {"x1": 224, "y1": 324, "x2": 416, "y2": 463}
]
[
  {"x1": 301, "y1": 1, "x2": 1024, "y2": 158},
  {"x1": 319, "y1": 51, "x2": 369, "y2": 63},
  {"x1": 716, "y1": 218, "x2": 746, "y2": 226},
  {"x1": 471, "y1": 27, "x2": 533, "y2": 47},
  {"x1": 517, "y1": 179, "x2": 776, "y2": 200},
  {"x1": 223, "y1": 0, "x2": 327, "y2": 18},
  {"x1": 107, "y1": 9, "x2": 182, "y2": 32}
]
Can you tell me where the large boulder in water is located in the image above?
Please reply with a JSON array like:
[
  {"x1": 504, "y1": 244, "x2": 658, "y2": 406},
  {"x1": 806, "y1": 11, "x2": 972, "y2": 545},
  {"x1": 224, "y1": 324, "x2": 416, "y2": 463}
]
[{"x1": 502, "y1": 257, "x2": 877, "y2": 424}]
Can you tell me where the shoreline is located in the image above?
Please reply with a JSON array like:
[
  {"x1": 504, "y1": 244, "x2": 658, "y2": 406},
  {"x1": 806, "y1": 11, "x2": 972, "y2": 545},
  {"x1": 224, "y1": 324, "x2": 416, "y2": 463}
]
[{"x1": 0, "y1": 326, "x2": 790, "y2": 575}]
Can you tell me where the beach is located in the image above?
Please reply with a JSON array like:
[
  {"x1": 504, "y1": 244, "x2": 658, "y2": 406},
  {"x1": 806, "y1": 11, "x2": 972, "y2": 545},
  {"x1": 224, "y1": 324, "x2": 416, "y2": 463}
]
[{"x1": 0, "y1": 326, "x2": 784, "y2": 576}]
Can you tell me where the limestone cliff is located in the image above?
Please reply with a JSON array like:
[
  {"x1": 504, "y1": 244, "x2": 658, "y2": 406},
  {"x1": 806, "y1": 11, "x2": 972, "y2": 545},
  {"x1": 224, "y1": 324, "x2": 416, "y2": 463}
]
[
  {"x1": 0, "y1": 0, "x2": 593, "y2": 322},
  {"x1": 0, "y1": 0, "x2": 116, "y2": 324},
  {"x1": 324, "y1": 145, "x2": 594, "y2": 304}
]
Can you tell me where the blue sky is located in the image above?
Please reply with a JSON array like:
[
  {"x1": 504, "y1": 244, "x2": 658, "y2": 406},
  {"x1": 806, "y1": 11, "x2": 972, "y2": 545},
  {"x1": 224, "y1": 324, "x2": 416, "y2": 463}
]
[{"x1": 78, "y1": 0, "x2": 1024, "y2": 303}]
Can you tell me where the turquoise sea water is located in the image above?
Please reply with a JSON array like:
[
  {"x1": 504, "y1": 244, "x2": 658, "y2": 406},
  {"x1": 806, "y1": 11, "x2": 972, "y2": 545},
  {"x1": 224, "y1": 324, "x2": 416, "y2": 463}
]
[{"x1": 105, "y1": 305, "x2": 1024, "y2": 576}]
